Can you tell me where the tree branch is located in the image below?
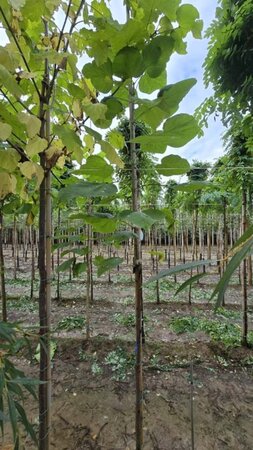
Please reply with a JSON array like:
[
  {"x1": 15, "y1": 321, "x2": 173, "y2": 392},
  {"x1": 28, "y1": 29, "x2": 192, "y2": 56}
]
[
  {"x1": 0, "y1": 6, "x2": 41, "y2": 99},
  {"x1": 48, "y1": 0, "x2": 86, "y2": 98}
]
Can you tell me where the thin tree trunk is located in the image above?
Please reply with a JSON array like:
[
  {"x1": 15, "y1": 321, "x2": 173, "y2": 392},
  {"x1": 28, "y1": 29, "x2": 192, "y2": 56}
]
[
  {"x1": 30, "y1": 225, "x2": 35, "y2": 300},
  {"x1": 127, "y1": 21, "x2": 143, "y2": 445},
  {"x1": 0, "y1": 208, "x2": 7, "y2": 322},
  {"x1": 241, "y1": 186, "x2": 248, "y2": 346},
  {"x1": 38, "y1": 29, "x2": 51, "y2": 449}
]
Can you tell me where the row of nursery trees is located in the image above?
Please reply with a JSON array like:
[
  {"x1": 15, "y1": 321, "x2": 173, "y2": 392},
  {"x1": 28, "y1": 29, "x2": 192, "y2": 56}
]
[{"x1": 0, "y1": 0, "x2": 253, "y2": 449}]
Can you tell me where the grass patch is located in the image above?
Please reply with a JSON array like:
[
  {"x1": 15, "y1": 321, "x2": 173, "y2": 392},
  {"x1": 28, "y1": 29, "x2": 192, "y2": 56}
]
[
  {"x1": 56, "y1": 315, "x2": 85, "y2": 331},
  {"x1": 169, "y1": 315, "x2": 253, "y2": 347}
]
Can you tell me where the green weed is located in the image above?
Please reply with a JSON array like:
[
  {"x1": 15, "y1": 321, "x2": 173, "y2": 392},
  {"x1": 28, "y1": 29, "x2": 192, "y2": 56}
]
[
  {"x1": 105, "y1": 347, "x2": 134, "y2": 381},
  {"x1": 56, "y1": 315, "x2": 85, "y2": 331},
  {"x1": 169, "y1": 315, "x2": 253, "y2": 347},
  {"x1": 113, "y1": 312, "x2": 148, "y2": 327},
  {"x1": 8, "y1": 295, "x2": 38, "y2": 312}
]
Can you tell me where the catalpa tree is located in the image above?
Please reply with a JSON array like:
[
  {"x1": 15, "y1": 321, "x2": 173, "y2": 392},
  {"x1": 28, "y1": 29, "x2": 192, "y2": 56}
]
[{"x1": 0, "y1": 1, "x2": 202, "y2": 449}]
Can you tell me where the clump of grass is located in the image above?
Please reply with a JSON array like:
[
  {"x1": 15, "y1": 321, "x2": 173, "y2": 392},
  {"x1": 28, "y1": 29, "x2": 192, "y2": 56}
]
[
  {"x1": 9, "y1": 295, "x2": 38, "y2": 312},
  {"x1": 105, "y1": 347, "x2": 134, "y2": 381},
  {"x1": 113, "y1": 312, "x2": 148, "y2": 327},
  {"x1": 56, "y1": 315, "x2": 85, "y2": 331},
  {"x1": 169, "y1": 315, "x2": 253, "y2": 347}
]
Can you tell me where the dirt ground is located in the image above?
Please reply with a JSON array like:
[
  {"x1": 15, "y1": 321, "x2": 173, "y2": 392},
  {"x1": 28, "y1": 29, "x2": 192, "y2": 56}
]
[{"x1": 2, "y1": 245, "x2": 253, "y2": 449}]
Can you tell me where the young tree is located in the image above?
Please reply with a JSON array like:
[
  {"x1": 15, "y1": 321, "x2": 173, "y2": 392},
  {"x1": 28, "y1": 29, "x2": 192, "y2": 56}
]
[{"x1": 0, "y1": 1, "x2": 203, "y2": 449}]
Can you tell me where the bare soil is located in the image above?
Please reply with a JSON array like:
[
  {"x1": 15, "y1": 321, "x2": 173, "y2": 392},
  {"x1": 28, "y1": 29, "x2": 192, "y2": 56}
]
[{"x1": 2, "y1": 245, "x2": 253, "y2": 449}]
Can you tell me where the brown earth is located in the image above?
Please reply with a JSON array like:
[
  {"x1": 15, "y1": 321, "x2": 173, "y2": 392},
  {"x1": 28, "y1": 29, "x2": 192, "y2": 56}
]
[{"x1": 2, "y1": 245, "x2": 253, "y2": 449}]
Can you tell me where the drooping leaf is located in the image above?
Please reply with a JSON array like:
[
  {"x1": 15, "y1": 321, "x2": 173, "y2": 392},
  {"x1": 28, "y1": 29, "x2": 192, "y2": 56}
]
[
  {"x1": 78, "y1": 155, "x2": 113, "y2": 182},
  {"x1": 17, "y1": 113, "x2": 41, "y2": 138},
  {"x1": 112, "y1": 46, "x2": 144, "y2": 79},
  {"x1": 156, "y1": 155, "x2": 190, "y2": 176},
  {"x1": 0, "y1": 149, "x2": 20, "y2": 172},
  {"x1": 0, "y1": 173, "x2": 17, "y2": 198},
  {"x1": 83, "y1": 59, "x2": 113, "y2": 93},
  {"x1": 123, "y1": 211, "x2": 156, "y2": 230},
  {"x1": 84, "y1": 214, "x2": 117, "y2": 233},
  {"x1": 211, "y1": 230, "x2": 253, "y2": 309},
  {"x1": 73, "y1": 262, "x2": 87, "y2": 277},
  {"x1": 157, "y1": 78, "x2": 197, "y2": 112},
  {"x1": 94, "y1": 256, "x2": 123, "y2": 277},
  {"x1": 0, "y1": 64, "x2": 23, "y2": 98},
  {"x1": 147, "y1": 260, "x2": 213, "y2": 283},
  {"x1": 0, "y1": 122, "x2": 12, "y2": 140},
  {"x1": 26, "y1": 136, "x2": 48, "y2": 157},
  {"x1": 19, "y1": 161, "x2": 44, "y2": 186},
  {"x1": 56, "y1": 257, "x2": 75, "y2": 273},
  {"x1": 58, "y1": 181, "x2": 117, "y2": 201},
  {"x1": 106, "y1": 130, "x2": 125, "y2": 149},
  {"x1": 162, "y1": 113, "x2": 200, "y2": 147},
  {"x1": 100, "y1": 141, "x2": 124, "y2": 168},
  {"x1": 139, "y1": 70, "x2": 167, "y2": 94},
  {"x1": 53, "y1": 124, "x2": 82, "y2": 157},
  {"x1": 175, "y1": 272, "x2": 207, "y2": 295},
  {"x1": 131, "y1": 114, "x2": 199, "y2": 151}
]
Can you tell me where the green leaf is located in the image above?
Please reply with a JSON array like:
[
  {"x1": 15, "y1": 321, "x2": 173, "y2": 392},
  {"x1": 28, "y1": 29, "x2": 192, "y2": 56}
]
[
  {"x1": 53, "y1": 124, "x2": 82, "y2": 157},
  {"x1": 112, "y1": 46, "x2": 144, "y2": 79},
  {"x1": 147, "y1": 260, "x2": 213, "y2": 283},
  {"x1": 14, "y1": 401, "x2": 37, "y2": 444},
  {"x1": 7, "y1": 394, "x2": 17, "y2": 442},
  {"x1": 84, "y1": 213, "x2": 117, "y2": 233},
  {"x1": 162, "y1": 113, "x2": 200, "y2": 147},
  {"x1": 211, "y1": 230, "x2": 253, "y2": 309},
  {"x1": 73, "y1": 262, "x2": 87, "y2": 277},
  {"x1": 175, "y1": 273, "x2": 207, "y2": 295},
  {"x1": 84, "y1": 126, "x2": 102, "y2": 142},
  {"x1": 131, "y1": 114, "x2": 199, "y2": 151},
  {"x1": 124, "y1": 211, "x2": 156, "y2": 230},
  {"x1": 142, "y1": 209, "x2": 166, "y2": 222},
  {"x1": 157, "y1": 78, "x2": 197, "y2": 113},
  {"x1": 0, "y1": 173, "x2": 17, "y2": 198},
  {"x1": 100, "y1": 140, "x2": 124, "y2": 168},
  {"x1": 143, "y1": 36, "x2": 174, "y2": 78},
  {"x1": 0, "y1": 149, "x2": 20, "y2": 172},
  {"x1": 107, "y1": 130, "x2": 125, "y2": 149},
  {"x1": 177, "y1": 4, "x2": 200, "y2": 31},
  {"x1": 156, "y1": 155, "x2": 190, "y2": 176},
  {"x1": 19, "y1": 161, "x2": 44, "y2": 187},
  {"x1": 83, "y1": 102, "x2": 108, "y2": 125},
  {"x1": 94, "y1": 256, "x2": 123, "y2": 277},
  {"x1": 78, "y1": 155, "x2": 113, "y2": 182},
  {"x1": 26, "y1": 136, "x2": 48, "y2": 157},
  {"x1": 83, "y1": 59, "x2": 113, "y2": 93},
  {"x1": 0, "y1": 122, "x2": 12, "y2": 140},
  {"x1": 139, "y1": 70, "x2": 167, "y2": 94},
  {"x1": 58, "y1": 181, "x2": 117, "y2": 201},
  {"x1": 101, "y1": 96, "x2": 123, "y2": 120},
  {"x1": 0, "y1": 64, "x2": 23, "y2": 98},
  {"x1": 56, "y1": 257, "x2": 75, "y2": 273},
  {"x1": 17, "y1": 113, "x2": 41, "y2": 138},
  {"x1": 104, "y1": 230, "x2": 138, "y2": 244}
]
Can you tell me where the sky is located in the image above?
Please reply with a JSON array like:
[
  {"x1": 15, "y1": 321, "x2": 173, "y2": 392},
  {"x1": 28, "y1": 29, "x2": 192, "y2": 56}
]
[{"x1": 110, "y1": 0, "x2": 224, "y2": 165}]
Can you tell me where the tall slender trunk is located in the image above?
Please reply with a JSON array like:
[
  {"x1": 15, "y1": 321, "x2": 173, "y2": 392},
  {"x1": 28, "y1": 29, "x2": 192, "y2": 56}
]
[
  {"x1": 38, "y1": 25, "x2": 52, "y2": 449},
  {"x1": 13, "y1": 215, "x2": 17, "y2": 279},
  {"x1": 30, "y1": 225, "x2": 35, "y2": 300},
  {"x1": 126, "y1": 7, "x2": 143, "y2": 442},
  {"x1": 0, "y1": 208, "x2": 7, "y2": 322},
  {"x1": 56, "y1": 208, "x2": 61, "y2": 302},
  {"x1": 241, "y1": 186, "x2": 248, "y2": 346}
]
